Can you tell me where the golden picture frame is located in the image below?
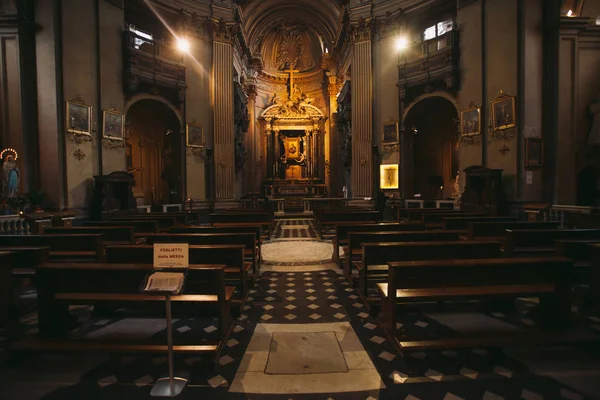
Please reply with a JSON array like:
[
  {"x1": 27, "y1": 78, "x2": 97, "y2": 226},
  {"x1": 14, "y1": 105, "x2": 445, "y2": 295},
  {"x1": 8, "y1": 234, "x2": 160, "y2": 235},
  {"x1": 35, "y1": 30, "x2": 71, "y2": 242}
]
[
  {"x1": 66, "y1": 99, "x2": 92, "y2": 135},
  {"x1": 102, "y1": 109, "x2": 125, "y2": 140},
  {"x1": 380, "y1": 164, "x2": 399, "y2": 189},
  {"x1": 284, "y1": 137, "x2": 302, "y2": 161},
  {"x1": 186, "y1": 123, "x2": 204, "y2": 148},
  {"x1": 382, "y1": 120, "x2": 399, "y2": 145},
  {"x1": 460, "y1": 105, "x2": 481, "y2": 136},
  {"x1": 491, "y1": 92, "x2": 516, "y2": 131}
]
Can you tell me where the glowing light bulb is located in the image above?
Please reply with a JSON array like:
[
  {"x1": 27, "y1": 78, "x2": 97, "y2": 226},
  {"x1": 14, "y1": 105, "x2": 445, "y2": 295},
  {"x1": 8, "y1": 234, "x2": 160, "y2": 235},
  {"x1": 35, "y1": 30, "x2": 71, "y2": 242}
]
[
  {"x1": 567, "y1": 10, "x2": 574, "y2": 17},
  {"x1": 395, "y1": 36, "x2": 409, "y2": 52},
  {"x1": 176, "y1": 37, "x2": 191, "y2": 53}
]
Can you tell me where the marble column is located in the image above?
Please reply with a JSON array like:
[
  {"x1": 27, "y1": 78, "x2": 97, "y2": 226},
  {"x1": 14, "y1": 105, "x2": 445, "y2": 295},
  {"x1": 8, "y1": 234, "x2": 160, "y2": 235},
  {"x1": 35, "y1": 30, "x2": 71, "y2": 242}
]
[
  {"x1": 245, "y1": 83, "x2": 257, "y2": 192},
  {"x1": 351, "y1": 22, "x2": 373, "y2": 198},
  {"x1": 212, "y1": 23, "x2": 235, "y2": 201},
  {"x1": 326, "y1": 73, "x2": 339, "y2": 194}
]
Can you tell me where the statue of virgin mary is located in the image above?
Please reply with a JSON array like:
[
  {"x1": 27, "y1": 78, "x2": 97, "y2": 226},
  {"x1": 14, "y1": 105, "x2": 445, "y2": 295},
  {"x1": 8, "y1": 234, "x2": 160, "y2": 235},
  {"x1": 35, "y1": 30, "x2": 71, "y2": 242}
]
[{"x1": 2, "y1": 151, "x2": 20, "y2": 198}]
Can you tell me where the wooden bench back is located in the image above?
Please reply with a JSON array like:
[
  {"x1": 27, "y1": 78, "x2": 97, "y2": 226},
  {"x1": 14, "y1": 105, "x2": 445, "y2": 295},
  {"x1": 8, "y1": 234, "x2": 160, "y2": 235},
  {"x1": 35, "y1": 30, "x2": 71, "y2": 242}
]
[
  {"x1": 362, "y1": 241, "x2": 502, "y2": 266},
  {"x1": 147, "y1": 212, "x2": 200, "y2": 225},
  {"x1": 0, "y1": 246, "x2": 50, "y2": 268},
  {"x1": 143, "y1": 233, "x2": 255, "y2": 250},
  {"x1": 43, "y1": 226, "x2": 135, "y2": 244},
  {"x1": 504, "y1": 229, "x2": 600, "y2": 256},
  {"x1": 170, "y1": 225, "x2": 261, "y2": 242},
  {"x1": 317, "y1": 211, "x2": 379, "y2": 223},
  {"x1": 422, "y1": 212, "x2": 485, "y2": 225},
  {"x1": 210, "y1": 213, "x2": 270, "y2": 224},
  {"x1": 349, "y1": 230, "x2": 462, "y2": 253},
  {"x1": 442, "y1": 216, "x2": 517, "y2": 230},
  {"x1": 403, "y1": 209, "x2": 466, "y2": 222},
  {"x1": 387, "y1": 257, "x2": 571, "y2": 291},
  {"x1": 105, "y1": 244, "x2": 245, "y2": 268},
  {"x1": 555, "y1": 239, "x2": 600, "y2": 261},
  {"x1": 0, "y1": 234, "x2": 104, "y2": 261},
  {"x1": 110, "y1": 215, "x2": 178, "y2": 229},
  {"x1": 467, "y1": 221, "x2": 558, "y2": 240},
  {"x1": 0, "y1": 251, "x2": 15, "y2": 323},
  {"x1": 84, "y1": 220, "x2": 160, "y2": 233},
  {"x1": 335, "y1": 223, "x2": 425, "y2": 242}
]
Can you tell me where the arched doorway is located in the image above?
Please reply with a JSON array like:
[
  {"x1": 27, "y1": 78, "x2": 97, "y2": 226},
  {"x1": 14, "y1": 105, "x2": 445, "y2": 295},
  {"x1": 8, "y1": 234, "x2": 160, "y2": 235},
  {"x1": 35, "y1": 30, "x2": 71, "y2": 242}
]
[
  {"x1": 404, "y1": 96, "x2": 459, "y2": 199},
  {"x1": 125, "y1": 99, "x2": 182, "y2": 206}
]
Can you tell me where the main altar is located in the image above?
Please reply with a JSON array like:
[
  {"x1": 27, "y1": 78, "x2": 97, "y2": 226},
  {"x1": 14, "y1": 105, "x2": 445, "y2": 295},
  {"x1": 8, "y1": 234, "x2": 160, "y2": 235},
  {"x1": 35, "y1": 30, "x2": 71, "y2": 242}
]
[{"x1": 260, "y1": 69, "x2": 328, "y2": 208}]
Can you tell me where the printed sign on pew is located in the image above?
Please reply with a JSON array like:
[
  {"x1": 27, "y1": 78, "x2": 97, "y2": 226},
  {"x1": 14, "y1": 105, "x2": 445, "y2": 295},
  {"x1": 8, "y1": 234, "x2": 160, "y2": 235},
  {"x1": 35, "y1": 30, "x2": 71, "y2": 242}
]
[
  {"x1": 153, "y1": 243, "x2": 189, "y2": 269},
  {"x1": 144, "y1": 244, "x2": 189, "y2": 293}
]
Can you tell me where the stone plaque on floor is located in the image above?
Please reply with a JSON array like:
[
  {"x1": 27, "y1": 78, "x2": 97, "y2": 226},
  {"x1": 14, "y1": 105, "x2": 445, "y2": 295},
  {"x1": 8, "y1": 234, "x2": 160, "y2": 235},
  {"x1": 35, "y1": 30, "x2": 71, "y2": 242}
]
[{"x1": 265, "y1": 332, "x2": 348, "y2": 374}]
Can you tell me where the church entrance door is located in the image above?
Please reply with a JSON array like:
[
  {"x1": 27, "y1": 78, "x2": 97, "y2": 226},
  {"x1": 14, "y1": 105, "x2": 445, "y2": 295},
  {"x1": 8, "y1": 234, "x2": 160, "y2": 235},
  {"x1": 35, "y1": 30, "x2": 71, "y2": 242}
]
[
  {"x1": 125, "y1": 99, "x2": 182, "y2": 206},
  {"x1": 405, "y1": 96, "x2": 459, "y2": 199}
]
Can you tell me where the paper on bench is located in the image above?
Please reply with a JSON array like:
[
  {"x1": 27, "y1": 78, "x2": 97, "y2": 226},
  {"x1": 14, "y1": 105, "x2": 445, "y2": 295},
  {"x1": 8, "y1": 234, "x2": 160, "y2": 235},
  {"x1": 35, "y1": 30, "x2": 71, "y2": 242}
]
[
  {"x1": 153, "y1": 243, "x2": 189, "y2": 269},
  {"x1": 143, "y1": 272, "x2": 184, "y2": 293}
]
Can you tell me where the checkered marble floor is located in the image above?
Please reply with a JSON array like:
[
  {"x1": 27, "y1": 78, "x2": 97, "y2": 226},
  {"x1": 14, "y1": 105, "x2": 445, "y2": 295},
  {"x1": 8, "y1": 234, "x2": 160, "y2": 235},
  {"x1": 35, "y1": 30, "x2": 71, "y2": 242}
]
[{"x1": 2, "y1": 266, "x2": 600, "y2": 399}]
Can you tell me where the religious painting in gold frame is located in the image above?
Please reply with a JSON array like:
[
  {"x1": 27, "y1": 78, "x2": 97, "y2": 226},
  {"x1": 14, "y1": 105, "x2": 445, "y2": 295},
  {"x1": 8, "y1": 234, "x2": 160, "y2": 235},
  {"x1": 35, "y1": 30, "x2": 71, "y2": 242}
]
[
  {"x1": 284, "y1": 137, "x2": 302, "y2": 161},
  {"x1": 380, "y1": 164, "x2": 399, "y2": 190},
  {"x1": 66, "y1": 99, "x2": 92, "y2": 136},
  {"x1": 382, "y1": 120, "x2": 399, "y2": 145},
  {"x1": 186, "y1": 123, "x2": 204, "y2": 148},
  {"x1": 460, "y1": 105, "x2": 481, "y2": 136},
  {"x1": 491, "y1": 92, "x2": 516, "y2": 131},
  {"x1": 102, "y1": 109, "x2": 125, "y2": 140}
]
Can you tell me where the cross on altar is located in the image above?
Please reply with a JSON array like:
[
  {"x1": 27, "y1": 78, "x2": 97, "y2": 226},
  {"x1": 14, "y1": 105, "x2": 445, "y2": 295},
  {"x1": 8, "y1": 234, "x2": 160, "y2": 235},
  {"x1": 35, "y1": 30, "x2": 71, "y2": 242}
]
[{"x1": 284, "y1": 67, "x2": 300, "y2": 99}]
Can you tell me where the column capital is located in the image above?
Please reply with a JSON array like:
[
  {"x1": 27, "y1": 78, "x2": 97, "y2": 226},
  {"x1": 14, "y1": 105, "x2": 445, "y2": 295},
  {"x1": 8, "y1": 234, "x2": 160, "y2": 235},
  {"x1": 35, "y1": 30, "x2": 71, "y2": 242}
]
[
  {"x1": 350, "y1": 18, "x2": 373, "y2": 43},
  {"x1": 245, "y1": 84, "x2": 258, "y2": 101},
  {"x1": 211, "y1": 18, "x2": 236, "y2": 44}
]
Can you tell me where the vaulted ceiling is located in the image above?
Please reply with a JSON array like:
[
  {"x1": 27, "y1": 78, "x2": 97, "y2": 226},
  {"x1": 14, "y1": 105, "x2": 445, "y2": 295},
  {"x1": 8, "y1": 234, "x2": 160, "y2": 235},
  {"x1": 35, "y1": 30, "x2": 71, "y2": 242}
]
[{"x1": 239, "y1": 0, "x2": 342, "y2": 59}]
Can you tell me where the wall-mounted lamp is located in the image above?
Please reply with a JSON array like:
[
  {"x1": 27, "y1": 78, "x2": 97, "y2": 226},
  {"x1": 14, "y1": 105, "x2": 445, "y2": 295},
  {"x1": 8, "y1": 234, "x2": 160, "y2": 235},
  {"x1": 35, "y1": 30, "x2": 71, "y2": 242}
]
[
  {"x1": 395, "y1": 36, "x2": 409, "y2": 52},
  {"x1": 176, "y1": 37, "x2": 191, "y2": 53},
  {"x1": 566, "y1": 9, "x2": 574, "y2": 17}
]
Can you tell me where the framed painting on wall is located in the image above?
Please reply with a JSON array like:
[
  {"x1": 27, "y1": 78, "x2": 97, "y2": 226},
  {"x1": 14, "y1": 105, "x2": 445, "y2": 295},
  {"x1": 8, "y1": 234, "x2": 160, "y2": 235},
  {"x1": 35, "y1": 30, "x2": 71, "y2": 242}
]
[
  {"x1": 491, "y1": 92, "x2": 516, "y2": 131},
  {"x1": 525, "y1": 138, "x2": 544, "y2": 167},
  {"x1": 102, "y1": 109, "x2": 125, "y2": 140},
  {"x1": 460, "y1": 105, "x2": 481, "y2": 136},
  {"x1": 186, "y1": 124, "x2": 204, "y2": 148},
  {"x1": 66, "y1": 99, "x2": 92, "y2": 135},
  {"x1": 382, "y1": 120, "x2": 399, "y2": 145},
  {"x1": 380, "y1": 164, "x2": 399, "y2": 189}
]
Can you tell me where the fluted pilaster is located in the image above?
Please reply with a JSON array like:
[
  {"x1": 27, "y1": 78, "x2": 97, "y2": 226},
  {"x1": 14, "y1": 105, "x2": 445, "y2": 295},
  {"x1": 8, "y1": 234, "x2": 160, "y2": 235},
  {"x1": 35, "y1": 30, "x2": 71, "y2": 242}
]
[
  {"x1": 351, "y1": 22, "x2": 373, "y2": 198},
  {"x1": 212, "y1": 24, "x2": 235, "y2": 200}
]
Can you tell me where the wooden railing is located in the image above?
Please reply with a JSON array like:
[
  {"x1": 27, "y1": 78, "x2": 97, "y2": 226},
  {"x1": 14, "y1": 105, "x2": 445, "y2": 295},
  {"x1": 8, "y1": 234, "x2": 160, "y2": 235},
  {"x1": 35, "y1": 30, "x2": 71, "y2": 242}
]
[
  {"x1": 549, "y1": 205, "x2": 600, "y2": 228},
  {"x1": 0, "y1": 214, "x2": 30, "y2": 235}
]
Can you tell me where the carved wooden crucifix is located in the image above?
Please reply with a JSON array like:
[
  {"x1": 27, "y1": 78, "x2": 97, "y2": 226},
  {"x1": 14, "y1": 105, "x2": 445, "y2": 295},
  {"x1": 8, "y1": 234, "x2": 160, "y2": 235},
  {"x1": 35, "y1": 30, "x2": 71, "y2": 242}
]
[{"x1": 284, "y1": 67, "x2": 300, "y2": 99}]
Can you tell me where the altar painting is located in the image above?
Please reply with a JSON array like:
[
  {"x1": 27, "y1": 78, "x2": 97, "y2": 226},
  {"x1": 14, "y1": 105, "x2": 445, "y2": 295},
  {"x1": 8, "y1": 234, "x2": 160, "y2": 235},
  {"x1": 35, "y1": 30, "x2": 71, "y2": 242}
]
[{"x1": 285, "y1": 137, "x2": 302, "y2": 161}]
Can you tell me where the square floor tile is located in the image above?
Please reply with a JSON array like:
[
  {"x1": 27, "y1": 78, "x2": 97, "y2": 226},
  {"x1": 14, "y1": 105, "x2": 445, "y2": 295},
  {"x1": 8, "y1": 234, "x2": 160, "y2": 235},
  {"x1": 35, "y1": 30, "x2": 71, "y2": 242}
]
[{"x1": 265, "y1": 332, "x2": 348, "y2": 374}]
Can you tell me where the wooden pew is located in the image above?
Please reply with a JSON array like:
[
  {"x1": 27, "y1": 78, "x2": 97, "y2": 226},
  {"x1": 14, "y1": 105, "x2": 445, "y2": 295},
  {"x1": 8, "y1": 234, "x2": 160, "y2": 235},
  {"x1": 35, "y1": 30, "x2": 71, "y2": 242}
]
[
  {"x1": 0, "y1": 246, "x2": 50, "y2": 278},
  {"x1": 399, "y1": 208, "x2": 465, "y2": 223},
  {"x1": 147, "y1": 211, "x2": 200, "y2": 225},
  {"x1": 84, "y1": 220, "x2": 160, "y2": 234},
  {"x1": 504, "y1": 229, "x2": 600, "y2": 257},
  {"x1": 105, "y1": 244, "x2": 250, "y2": 300},
  {"x1": 378, "y1": 257, "x2": 572, "y2": 354},
  {"x1": 43, "y1": 226, "x2": 138, "y2": 245},
  {"x1": 210, "y1": 212, "x2": 272, "y2": 238},
  {"x1": 0, "y1": 251, "x2": 14, "y2": 326},
  {"x1": 333, "y1": 223, "x2": 425, "y2": 265},
  {"x1": 26, "y1": 262, "x2": 232, "y2": 355},
  {"x1": 344, "y1": 230, "x2": 464, "y2": 278},
  {"x1": 110, "y1": 215, "x2": 178, "y2": 230},
  {"x1": 143, "y1": 233, "x2": 259, "y2": 276},
  {"x1": 466, "y1": 221, "x2": 558, "y2": 241},
  {"x1": 359, "y1": 241, "x2": 502, "y2": 297},
  {"x1": 442, "y1": 216, "x2": 517, "y2": 231},
  {"x1": 422, "y1": 212, "x2": 485, "y2": 228},
  {"x1": 0, "y1": 234, "x2": 104, "y2": 262},
  {"x1": 588, "y1": 244, "x2": 600, "y2": 308},
  {"x1": 316, "y1": 210, "x2": 380, "y2": 238}
]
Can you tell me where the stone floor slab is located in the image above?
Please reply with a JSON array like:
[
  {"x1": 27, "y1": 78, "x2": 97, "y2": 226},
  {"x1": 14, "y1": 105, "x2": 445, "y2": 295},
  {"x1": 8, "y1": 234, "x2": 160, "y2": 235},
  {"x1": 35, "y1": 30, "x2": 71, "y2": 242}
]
[{"x1": 265, "y1": 332, "x2": 348, "y2": 374}]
